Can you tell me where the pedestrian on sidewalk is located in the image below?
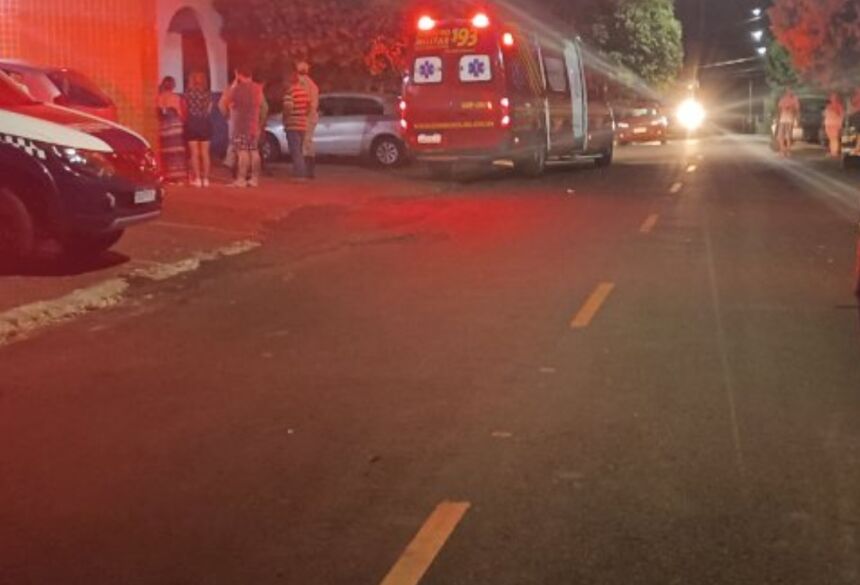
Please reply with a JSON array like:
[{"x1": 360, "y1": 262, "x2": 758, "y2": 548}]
[
  {"x1": 823, "y1": 92, "x2": 845, "y2": 159},
  {"x1": 297, "y1": 61, "x2": 320, "y2": 179},
  {"x1": 156, "y1": 76, "x2": 188, "y2": 184},
  {"x1": 185, "y1": 70, "x2": 214, "y2": 187},
  {"x1": 282, "y1": 65, "x2": 311, "y2": 180},
  {"x1": 219, "y1": 66, "x2": 264, "y2": 188},
  {"x1": 776, "y1": 88, "x2": 800, "y2": 158}
]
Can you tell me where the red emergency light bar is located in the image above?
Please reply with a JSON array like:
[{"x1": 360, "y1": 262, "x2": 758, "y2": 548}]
[
  {"x1": 418, "y1": 15, "x2": 436, "y2": 31},
  {"x1": 471, "y1": 13, "x2": 490, "y2": 28}
]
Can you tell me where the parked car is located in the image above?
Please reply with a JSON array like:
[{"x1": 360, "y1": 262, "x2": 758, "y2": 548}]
[
  {"x1": 262, "y1": 93, "x2": 407, "y2": 168},
  {"x1": 584, "y1": 101, "x2": 615, "y2": 167},
  {"x1": 616, "y1": 103, "x2": 669, "y2": 145},
  {"x1": 0, "y1": 71, "x2": 161, "y2": 262},
  {"x1": 0, "y1": 60, "x2": 119, "y2": 122}
]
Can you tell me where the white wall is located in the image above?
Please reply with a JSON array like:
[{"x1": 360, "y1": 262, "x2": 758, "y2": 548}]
[{"x1": 156, "y1": 0, "x2": 228, "y2": 92}]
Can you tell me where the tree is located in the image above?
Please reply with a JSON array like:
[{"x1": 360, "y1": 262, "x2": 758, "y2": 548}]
[
  {"x1": 769, "y1": 0, "x2": 860, "y2": 89},
  {"x1": 213, "y1": 0, "x2": 406, "y2": 89},
  {"x1": 589, "y1": 0, "x2": 684, "y2": 89},
  {"x1": 764, "y1": 39, "x2": 800, "y2": 89}
]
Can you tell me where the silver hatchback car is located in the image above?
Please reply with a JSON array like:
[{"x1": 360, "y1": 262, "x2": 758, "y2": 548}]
[{"x1": 262, "y1": 92, "x2": 407, "y2": 167}]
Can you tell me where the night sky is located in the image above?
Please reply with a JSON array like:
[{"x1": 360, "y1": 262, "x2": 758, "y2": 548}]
[{"x1": 674, "y1": 0, "x2": 770, "y2": 68}]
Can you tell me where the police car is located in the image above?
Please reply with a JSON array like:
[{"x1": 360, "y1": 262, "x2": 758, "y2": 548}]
[{"x1": 0, "y1": 70, "x2": 162, "y2": 263}]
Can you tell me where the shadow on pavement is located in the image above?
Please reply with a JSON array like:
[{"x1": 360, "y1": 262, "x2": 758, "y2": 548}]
[{"x1": 0, "y1": 250, "x2": 129, "y2": 278}]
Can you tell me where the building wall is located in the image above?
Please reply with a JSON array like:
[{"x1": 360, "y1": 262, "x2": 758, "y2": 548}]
[
  {"x1": 0, "y1": 0, "x2": 160, "y2": 144},
  {"x1": 157, "y1": 0, "x2": 229, "y2": 92},
  {"x1": 0, "y1": 0, "x2": 229, "y2": 148}
]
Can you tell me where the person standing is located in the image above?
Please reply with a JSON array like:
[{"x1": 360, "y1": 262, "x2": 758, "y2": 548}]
[
  {"x1": 219, "y1": 66, "x2": 264, "y2": 188},
  {"x1": 184, "y1": 70, "x2": 214, "y2": 187},
  {"x1": 297, "y1": 61, "x2": 320, "y2": 179},
  {"x1": 282, "y1": 66, "x2": 311, "y2": 180},
  {"x1": 156, "y1": 76, "x2": 188, "y2": 184},
  {"x1": 776, "y1": 88, "x2": 800, "y2": 157},
  {"x1": 823, "y1": 92, "x2": 845, "y2": 159}
]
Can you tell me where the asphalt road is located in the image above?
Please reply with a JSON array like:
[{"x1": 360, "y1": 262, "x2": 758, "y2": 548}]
[{"x1": 2, "y1": 136, "x2": 860, "y2": 585}]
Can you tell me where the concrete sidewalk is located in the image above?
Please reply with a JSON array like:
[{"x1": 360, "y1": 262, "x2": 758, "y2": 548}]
[{"x1": 0, "y1": 163, "x2": 426, "y2": 318}]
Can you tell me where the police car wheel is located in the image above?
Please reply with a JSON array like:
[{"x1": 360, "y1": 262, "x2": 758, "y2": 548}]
[
  {"x1": 62, "y1": 230, "x2": 124, "y2": 258},
  {"x1": 0, "y1": 187, "x2": 35, "y2": 263},
  {"x1": 373, "y1": 137, "x2": 403, "y2": 167}
]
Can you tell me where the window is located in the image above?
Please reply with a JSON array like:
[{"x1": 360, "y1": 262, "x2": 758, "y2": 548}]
[
  {"x1": 0, "y1": 71, "x2": 37, "y2": 107},
  {"x1": 414, "y1": 57, "x2": 443, "y2": 84},
  {"x1": 319, "y1": 97, "x2": 338, "y2": 117},
  {"x1": 47, "y1": 70, "x2": 113, "y2": 108},
  {"x1": 543, "y1": 56, "x2": 568, "y2": 94},
  {"x1": 342, "y1": 98, "x2": 384, "y2": 116},
  {"x1": 459, "y1": 55, "x2": 492, "y2": 83}
]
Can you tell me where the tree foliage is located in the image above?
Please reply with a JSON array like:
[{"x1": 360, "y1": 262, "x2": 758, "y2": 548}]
[
  {"x1": 213, "y1": 0, "x2": 406, "y2": 89},
  {"x1": 213, "y1": 0, "x2": 683, "y2": 91},
  {"x1": 591, "y1": 0, "x2": 683, "y2": 88},
  {"x1": 764, "y1": 40, "x2": 800, "y2": 89},
  {"x1": 769, "y1": 0, "x2": 860, "y2": 89},
  {"x1": 545, "y1": 0, "x2": 683, "y2": 89}
]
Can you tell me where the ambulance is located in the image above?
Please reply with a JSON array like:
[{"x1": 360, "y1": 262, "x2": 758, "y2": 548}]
[{"x1": 401, "y1": 7, "x2": 613, "y2": 177}]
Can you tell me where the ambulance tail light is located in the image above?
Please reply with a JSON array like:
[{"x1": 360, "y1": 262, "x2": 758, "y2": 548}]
[
  {"x1": 472, "y1": 13, "x2": 490, "y2": 29},
  {"x1": 502, "y1": 32, "x2": 515, "y2": 47},
  {"x1": 418, "y1": 15, "x2": 436, "y2": 31},
  {"x1": 500, "y1": 97, "x2": 511, "y2": 128}
]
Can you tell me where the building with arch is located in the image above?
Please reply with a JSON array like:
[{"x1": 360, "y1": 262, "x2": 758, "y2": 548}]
[{"x1": 0, "y1": 0, "x2": 229, "y2": 144}]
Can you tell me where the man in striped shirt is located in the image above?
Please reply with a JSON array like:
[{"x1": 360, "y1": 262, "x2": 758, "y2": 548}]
[
  {"x1": 282, "y1": 66, "x2": 311, "y2": 180},
  {"x1": 298, "y1": 61, "x2": 320, "y2": 179}
]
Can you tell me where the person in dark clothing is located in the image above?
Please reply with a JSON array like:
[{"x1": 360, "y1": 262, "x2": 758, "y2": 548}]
[{"x1": 185, "y1": 70, "x2": 213, "y2": 187}]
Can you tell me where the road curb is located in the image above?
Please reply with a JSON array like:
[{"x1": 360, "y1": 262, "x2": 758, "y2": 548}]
[{"x1": 0, "y1": 240, "x2": 260, "y2": 348}]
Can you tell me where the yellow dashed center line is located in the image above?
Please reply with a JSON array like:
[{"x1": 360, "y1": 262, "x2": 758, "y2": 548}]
[
  {"x1": 640, "y1": 213, "x2": 659, "y2": 234},
  {"x1": 379, "y1": 501, "x2": 471, "y2": 585},
  {"x1": 686, "y1": 164, "x2": 698, "y2": 173},
  {"x1": 670, "y1": 182, "x2": 683, "y2": 194},
  {"x1": 570, "y1": 282, "x2": 616, "y2": 329}
]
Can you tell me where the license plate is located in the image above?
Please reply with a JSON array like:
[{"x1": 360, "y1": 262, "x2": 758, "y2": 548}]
[
  {"x1": 418, "y1": 133, "x2": 442, "y2": 145},
  {"x1": 633, "y1": 127, "x2": 647, "y2": 134},
  {"x1": 134, "y1": 189, "x2": 157, "y2": 204}
]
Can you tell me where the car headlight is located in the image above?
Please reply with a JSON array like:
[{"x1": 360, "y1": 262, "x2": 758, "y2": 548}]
[{"x1": 53, "y1": 146, "x2": 116, "y2": 178}]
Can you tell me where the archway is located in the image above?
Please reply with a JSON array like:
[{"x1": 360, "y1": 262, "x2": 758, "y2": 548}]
[{"x1": 167, "y1": 7, "x2": 209, "y2": 89}]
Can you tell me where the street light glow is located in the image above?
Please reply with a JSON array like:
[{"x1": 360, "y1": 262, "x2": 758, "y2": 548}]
[
  {"x1": 751, "y1": 30, "x2": 764, "y2": 42},
  {"x1": 757, "y1": 46, "x2": 768, "y2": 56},
  {"x1": 752, "y1": 7, "x2": 762, "y2": 17}
]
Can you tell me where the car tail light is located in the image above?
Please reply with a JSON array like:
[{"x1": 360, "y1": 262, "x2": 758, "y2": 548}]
[
  {"x1": 472, "y1": 13, "x2": 490, "y2": 28},
  {"x1": 418, "y1": 15, "x2": 436, "y2": 31}
]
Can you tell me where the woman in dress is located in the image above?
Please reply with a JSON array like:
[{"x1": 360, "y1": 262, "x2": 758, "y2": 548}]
[
  {"x1": 156, "y1": 76, "x2": 187, "y2": 184},
  {"x1": 185, "y1": 71, "x2": 214, "y2": 187}
]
